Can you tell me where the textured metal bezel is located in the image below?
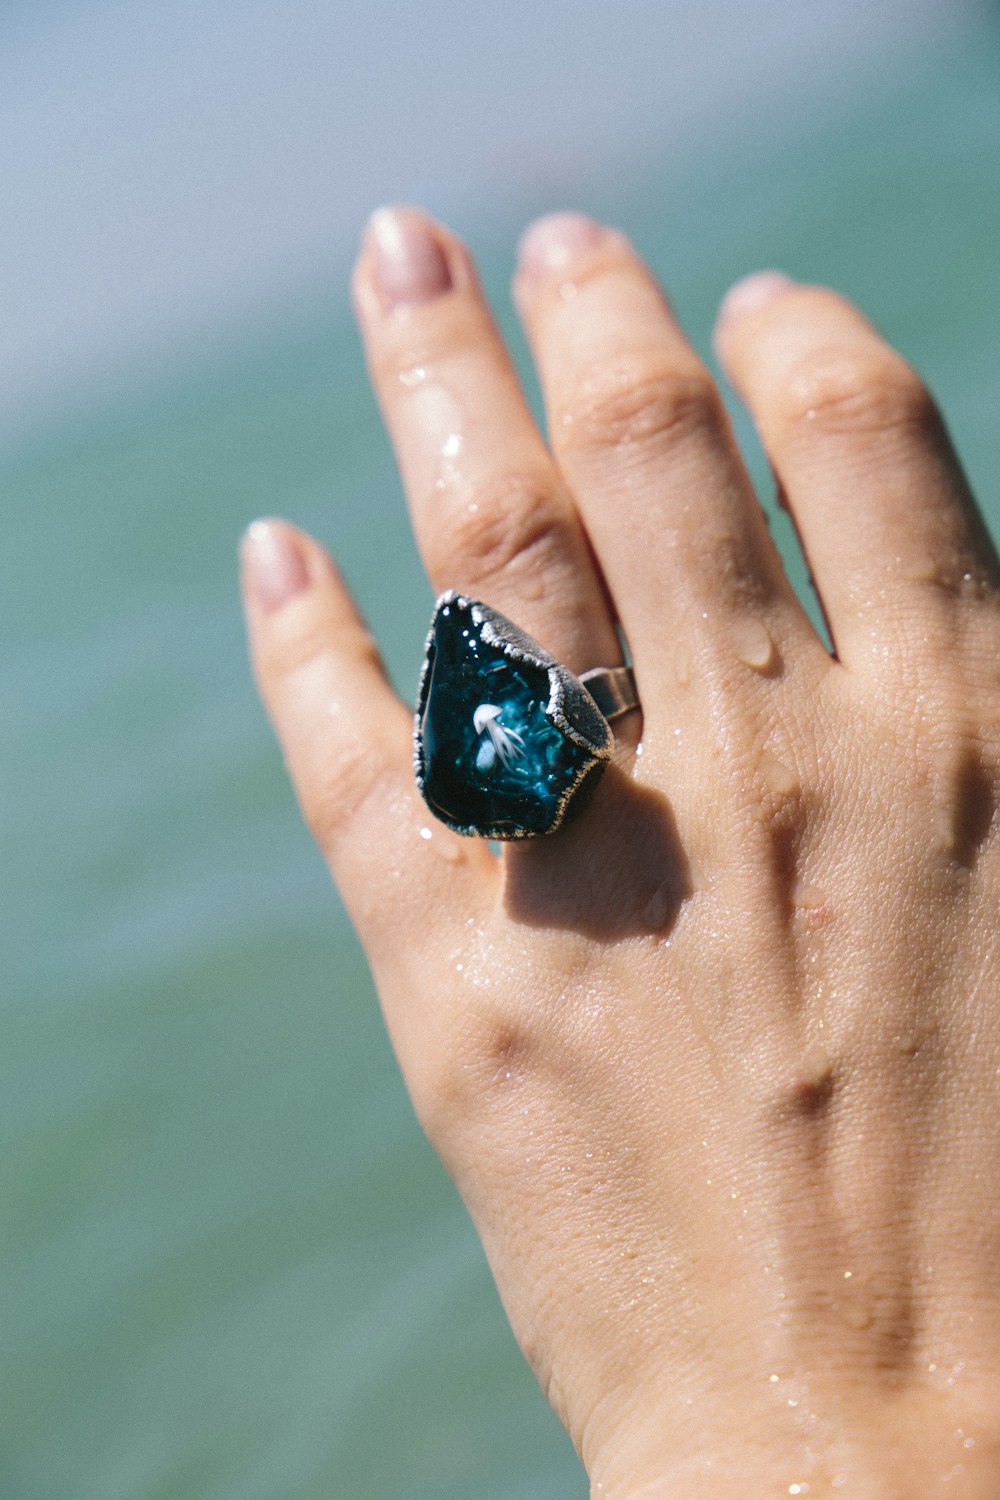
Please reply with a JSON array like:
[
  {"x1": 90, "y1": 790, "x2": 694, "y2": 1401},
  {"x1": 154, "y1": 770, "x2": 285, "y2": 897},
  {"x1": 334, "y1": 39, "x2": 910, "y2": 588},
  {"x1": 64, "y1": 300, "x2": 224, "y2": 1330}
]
[{"x1": 414, "y1": 591, "x2": 613, "y2": 839}]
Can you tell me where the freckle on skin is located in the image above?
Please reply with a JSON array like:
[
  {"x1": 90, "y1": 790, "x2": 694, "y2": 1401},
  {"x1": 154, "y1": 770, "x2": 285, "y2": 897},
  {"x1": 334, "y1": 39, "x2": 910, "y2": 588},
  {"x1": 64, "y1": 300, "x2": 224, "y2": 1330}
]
[{"x1": 790, "y1": 1045, "x2": 833, "y2": 1112}]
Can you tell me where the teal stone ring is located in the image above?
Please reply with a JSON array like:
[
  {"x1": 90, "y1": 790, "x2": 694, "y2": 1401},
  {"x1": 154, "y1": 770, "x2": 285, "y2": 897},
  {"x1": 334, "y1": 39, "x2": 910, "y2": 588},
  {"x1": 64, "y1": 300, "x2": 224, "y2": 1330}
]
[{"x1": 414, "y1": 592, "x2": 639, "y2": 840}]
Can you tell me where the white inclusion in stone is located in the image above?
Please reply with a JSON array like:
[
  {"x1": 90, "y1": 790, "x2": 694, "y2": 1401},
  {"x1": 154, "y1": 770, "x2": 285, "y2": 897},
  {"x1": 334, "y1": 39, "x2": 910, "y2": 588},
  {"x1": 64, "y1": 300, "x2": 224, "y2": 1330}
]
[{"x1": 473, "y1": 704, "x2": 526, "y2": 771}]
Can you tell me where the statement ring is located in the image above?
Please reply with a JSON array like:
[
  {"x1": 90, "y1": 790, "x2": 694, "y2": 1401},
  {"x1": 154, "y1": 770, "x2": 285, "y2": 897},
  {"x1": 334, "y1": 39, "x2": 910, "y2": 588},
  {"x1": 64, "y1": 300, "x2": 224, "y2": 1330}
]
[{"x1": 414, "y1": 592, "x2": 639, "y2": 840}]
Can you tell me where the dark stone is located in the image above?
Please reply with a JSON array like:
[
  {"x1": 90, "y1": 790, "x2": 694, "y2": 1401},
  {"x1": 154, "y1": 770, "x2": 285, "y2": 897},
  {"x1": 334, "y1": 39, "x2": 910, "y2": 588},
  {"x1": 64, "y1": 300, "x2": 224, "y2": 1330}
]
[{"x1": 414, "y1": 594, "x2": 611, "y2": 839}]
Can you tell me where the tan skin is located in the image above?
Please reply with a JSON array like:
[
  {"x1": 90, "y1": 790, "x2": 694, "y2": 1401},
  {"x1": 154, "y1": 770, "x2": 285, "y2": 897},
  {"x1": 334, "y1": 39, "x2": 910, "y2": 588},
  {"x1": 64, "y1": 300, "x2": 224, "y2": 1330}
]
[{"x1": 240, "y1": 208, "x2": 1000, "y2": 1498}]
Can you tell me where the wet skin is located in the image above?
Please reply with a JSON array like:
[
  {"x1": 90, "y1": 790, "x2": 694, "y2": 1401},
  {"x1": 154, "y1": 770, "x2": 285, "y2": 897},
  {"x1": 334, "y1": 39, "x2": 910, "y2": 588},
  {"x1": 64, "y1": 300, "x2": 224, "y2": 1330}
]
[{"x1": 241, "y1": 209, "x2": 1000, "y2": 1499}]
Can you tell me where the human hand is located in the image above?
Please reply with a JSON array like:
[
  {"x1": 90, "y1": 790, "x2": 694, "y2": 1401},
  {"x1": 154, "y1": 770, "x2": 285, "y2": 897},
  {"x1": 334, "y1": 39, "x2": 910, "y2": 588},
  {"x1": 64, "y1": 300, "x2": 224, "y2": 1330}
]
[{"x1": 241, "y1": 208, "x2": 1000, "y2": 1498}]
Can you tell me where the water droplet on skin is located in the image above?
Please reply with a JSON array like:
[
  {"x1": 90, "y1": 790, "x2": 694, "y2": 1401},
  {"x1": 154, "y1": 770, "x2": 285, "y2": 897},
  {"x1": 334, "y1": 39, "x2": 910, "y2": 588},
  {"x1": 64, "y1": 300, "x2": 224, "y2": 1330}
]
[
  {"x1": 789, "y1": 1484, "x2": 809, "y2": 1495},
  {"x1": 832, "y1": 1476, "x2": 847, "y2": 1489},
  {"x1": 558, "y1": 279, "x2": 579, "y2": 301},
  {"x1": 792, "y1": 880, "x2": 826, "y2": 910},
  {"x1": 733, "y1": 616, "x2": 775, "y2": 672},
  {"x1": 760, "y1": 750, "x2": 799, "y2": 797},
  {"x1": 419, "y1": 826, "x2": 433, "y2": 841},
  {"x1": 960, "y1": 570, "x2": 988, "y2": 601},
  {"x1": 442, "y1": 431, "x2": 463, "y2": 458},
  {"x1": 398, "y1": 364, "x2": 427, "y2": 387}
]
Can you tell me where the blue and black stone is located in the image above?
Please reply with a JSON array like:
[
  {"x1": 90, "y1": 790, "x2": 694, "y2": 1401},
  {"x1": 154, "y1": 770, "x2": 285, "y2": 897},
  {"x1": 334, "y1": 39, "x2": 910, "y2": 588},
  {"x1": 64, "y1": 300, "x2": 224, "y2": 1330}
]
[{"x1": 414, "y1": 593, "x2": 612, "y2": 839}]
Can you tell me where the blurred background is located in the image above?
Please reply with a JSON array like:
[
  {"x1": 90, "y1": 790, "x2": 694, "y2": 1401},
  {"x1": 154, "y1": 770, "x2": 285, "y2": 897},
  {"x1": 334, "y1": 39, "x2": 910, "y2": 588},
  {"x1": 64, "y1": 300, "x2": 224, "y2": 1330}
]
[{"x1": 4, "y1": 2, "x2": 1000, "y2": 1496}]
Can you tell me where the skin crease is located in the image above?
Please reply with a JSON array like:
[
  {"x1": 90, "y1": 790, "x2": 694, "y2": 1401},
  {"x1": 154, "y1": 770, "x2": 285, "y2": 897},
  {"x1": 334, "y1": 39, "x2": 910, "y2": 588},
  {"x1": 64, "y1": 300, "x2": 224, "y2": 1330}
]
[{"x1": 241, "y1": 207, "x2": 1000, "y2": 1499}]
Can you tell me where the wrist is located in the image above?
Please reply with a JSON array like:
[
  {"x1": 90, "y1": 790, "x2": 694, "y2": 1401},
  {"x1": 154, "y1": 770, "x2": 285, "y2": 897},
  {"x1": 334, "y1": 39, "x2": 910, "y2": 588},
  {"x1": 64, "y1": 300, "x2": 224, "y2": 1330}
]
[{"x1": 589, "y1": 1380, "x2": 1000, "y2": 1500}]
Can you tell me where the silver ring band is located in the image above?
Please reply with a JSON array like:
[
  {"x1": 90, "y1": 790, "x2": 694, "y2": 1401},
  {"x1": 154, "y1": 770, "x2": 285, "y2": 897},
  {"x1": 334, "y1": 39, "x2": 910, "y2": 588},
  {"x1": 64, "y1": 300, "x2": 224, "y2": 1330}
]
[
  {"x1": 415, "y1": 592, "x2": 643, "y2": 839},
  {"x1": 579, "y1": 664, "x2": 639, "y2": 722}
]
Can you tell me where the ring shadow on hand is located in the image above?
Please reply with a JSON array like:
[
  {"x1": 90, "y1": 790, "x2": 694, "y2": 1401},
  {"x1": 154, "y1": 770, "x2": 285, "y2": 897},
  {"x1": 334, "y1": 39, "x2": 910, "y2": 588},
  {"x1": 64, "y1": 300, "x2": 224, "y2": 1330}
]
[{"x1": 502, "y1": 763, "x2": 691, "y2": 942}]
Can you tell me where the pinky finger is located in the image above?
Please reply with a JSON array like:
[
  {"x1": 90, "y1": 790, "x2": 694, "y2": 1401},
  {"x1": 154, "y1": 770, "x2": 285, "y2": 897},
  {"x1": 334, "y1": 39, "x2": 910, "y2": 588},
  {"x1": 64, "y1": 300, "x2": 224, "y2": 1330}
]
[{"x1": 240, "y1": 519, "x2": 494, "y2": 976}]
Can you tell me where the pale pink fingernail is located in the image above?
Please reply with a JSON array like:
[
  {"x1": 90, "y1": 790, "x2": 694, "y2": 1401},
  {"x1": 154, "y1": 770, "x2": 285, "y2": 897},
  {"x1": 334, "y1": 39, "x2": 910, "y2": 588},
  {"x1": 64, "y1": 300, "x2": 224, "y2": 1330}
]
[
  {"x1": 242, "y1": 519, "x2": 310, "y2": 614},
  {"x1": 716, "y1": 270, "x2": 794, "y2": 335},
  {"x1": 365, "y1": 206, "x2": 452, "y2": 308},
  {"x1": 516, "y1": 211, "x2": 610, "y2": 286}
]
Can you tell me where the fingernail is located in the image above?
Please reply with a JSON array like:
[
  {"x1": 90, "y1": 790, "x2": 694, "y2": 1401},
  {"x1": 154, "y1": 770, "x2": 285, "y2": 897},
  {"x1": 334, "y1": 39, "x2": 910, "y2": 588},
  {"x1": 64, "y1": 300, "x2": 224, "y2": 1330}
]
[
  {"x1": 716, "y1": 270, "x2": 793, "y2": 334},
  {"x1": 242, "y1": 519, "x2": 310, "y2": 614},
  {"x1": 365, "y1": 206, "x2": 452, "y2": 308},
  {"x1": 516, "y1": 211, "x2": 610, "y2": 286}
]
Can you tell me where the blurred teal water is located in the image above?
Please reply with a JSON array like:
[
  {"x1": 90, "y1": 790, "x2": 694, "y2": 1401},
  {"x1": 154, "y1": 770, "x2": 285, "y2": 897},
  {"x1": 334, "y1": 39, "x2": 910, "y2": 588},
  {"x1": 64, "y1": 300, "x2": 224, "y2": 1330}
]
[{"x1": 4, "y1": 28, "x2": 1000, "y2": 1500}]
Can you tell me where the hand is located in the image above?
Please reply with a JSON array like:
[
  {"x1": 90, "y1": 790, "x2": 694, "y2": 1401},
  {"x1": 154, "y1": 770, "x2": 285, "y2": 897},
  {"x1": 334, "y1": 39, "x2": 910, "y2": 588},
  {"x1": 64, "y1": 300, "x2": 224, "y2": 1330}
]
[{"x1": 240, "y1": 207, "x2": 1000, "y2": 1498}]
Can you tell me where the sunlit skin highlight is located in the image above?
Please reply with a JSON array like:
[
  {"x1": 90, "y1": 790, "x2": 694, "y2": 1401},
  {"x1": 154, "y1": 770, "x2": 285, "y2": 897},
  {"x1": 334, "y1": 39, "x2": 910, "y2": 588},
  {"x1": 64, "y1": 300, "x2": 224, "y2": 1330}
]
[{"x1": 241, "y1": 206, "x2": 1000, "y2": 1500}]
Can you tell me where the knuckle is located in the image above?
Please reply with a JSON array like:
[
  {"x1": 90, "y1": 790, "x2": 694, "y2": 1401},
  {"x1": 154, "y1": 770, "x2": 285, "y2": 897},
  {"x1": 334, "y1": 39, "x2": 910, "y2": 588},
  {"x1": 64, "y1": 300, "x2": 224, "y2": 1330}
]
[
  {"x1": 300, "y1": 745, "x2": 398, "y2": 853},
  {"x1": 261, "y1": 614, "x2": 335, "y2": 684},
  {"x1": 560, "y1": 362, "x2": 723, "y2": 458},
  {"x1": 409, "y1": 1001, "x2": 537, "y2": 1147},
  {"x1": 371, "y1": 307, "x2": 480, "y2": 390},
  {"x1": 262, "y1": 619, "x2": 386, "y2": 709},
  {"x1": 777, "y1": 349, "x2": 936, "y2": 440},
  {"x1": 431, "y1": 472, "x2": 571, "y2": 592}
]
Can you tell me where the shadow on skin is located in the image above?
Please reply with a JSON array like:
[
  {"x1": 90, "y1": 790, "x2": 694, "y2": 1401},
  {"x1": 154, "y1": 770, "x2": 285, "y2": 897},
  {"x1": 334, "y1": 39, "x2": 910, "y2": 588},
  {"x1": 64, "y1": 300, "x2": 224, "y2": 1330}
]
[{"x1": 502, "y1": 763, "x2": 691, "y2": 941}]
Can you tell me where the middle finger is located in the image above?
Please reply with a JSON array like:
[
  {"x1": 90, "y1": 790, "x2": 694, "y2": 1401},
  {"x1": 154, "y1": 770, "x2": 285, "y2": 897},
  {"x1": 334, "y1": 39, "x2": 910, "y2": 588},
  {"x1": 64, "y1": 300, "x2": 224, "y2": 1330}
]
[{"x1": 514, "y1": 214, "x2": 824, "y2": 702}]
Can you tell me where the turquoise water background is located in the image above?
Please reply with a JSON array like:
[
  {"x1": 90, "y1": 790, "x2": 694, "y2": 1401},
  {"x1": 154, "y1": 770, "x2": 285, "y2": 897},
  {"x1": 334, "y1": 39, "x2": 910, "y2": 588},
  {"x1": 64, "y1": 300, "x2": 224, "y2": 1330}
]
[{"x1": 5, "y1": 25, "x2": 1000, "y2": 1500}]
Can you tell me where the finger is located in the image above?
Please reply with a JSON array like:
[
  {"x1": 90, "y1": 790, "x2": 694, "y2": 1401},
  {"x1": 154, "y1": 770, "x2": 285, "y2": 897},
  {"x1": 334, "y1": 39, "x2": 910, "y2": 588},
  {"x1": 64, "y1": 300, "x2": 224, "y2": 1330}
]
[
  {"x1": 513, "y1": 213, "x2": 822, "y2": 702},
  {"x1": 352, "y1": 206, "x2": 623, "y2": 680},
  {"x1": 240, "y1": 519, "x2": 495, "y2": 997},
  {"x1": 714, "y1": 273, "x2": 1000, "y2": 670}
]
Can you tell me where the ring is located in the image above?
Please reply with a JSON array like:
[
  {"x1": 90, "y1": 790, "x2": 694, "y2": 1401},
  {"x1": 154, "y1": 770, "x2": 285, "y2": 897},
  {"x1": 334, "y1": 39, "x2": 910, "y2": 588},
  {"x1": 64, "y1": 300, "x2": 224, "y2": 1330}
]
[{"x1": 414, "y1": 592, "x2": 639, "y2": 839}]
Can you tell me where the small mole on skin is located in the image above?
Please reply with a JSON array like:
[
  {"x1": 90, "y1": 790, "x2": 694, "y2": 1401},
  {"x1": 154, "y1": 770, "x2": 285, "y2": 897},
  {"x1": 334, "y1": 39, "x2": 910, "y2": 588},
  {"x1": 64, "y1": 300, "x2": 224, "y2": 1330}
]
[
  {"x1": 732, "y1": 616, "x2": 776, "y2": 673},
  {"x1": 791, "y1": 1045, "x2": 833, "y2": 1109}
]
